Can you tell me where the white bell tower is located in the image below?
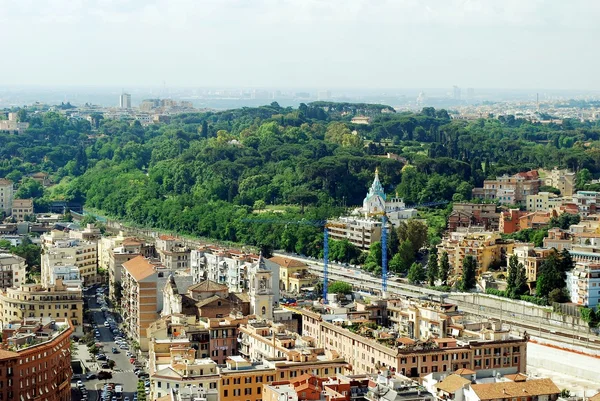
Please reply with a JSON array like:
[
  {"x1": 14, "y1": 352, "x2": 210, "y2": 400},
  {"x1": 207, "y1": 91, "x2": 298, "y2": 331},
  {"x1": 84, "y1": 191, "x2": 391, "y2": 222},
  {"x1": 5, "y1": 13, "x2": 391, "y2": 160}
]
[{"x1": 249, "y1": 253, "x2": 274, "y2": 319}]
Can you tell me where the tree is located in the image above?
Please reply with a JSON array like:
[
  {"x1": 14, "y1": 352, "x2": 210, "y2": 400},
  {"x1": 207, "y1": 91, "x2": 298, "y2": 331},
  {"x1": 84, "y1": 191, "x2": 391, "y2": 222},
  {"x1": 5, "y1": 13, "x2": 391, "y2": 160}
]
[
  {"x1": 364, "y1": 241, "x2": 383, "y2": 272},
  {"x1": 514, "y1": 262, "x2": 529, "y2": 297},
  {"x1": 536, "y1": 251, "x2": 566, "y2": 298},
  {"x1": 438, "y1": 251, "x2": 450, "y2": 285},
  {"x1": 507, "y1": 255, "x2": 519, "y2": 292},
  {"x1": 389, "y1": 239, "x2": 414, "y2": 274},
  {"x1": 576, "y1": 168, "x2": 592, "y2": 189},
  {"x1": 460, "y1": 255, "x2": 477, "y2": 291},
  {"x1": 15, "y1": 178, "x2": 44, "y2": 200},
  {"x1": 407, "y1": 262, "x2": 425, "y2": 284},
  {"x1": 397, "y1": 219, "x2": 428, "y2": 256},
  {"x1": 253, "y1": 200, "x2": 266, "y2": 212},
  {"x1": 426, "y1": 247, "x2": 438, "y2": 287}
]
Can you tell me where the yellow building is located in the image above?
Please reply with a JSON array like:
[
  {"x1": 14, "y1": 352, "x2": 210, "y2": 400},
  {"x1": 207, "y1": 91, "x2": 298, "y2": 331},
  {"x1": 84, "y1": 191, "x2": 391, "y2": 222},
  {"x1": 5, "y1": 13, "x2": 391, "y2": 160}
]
[
  {"x1": 437, "y1": 231, "x2": 514, "y2": 275},
  {"x1": 220, "y1": 356, "x2": 349, "y2": 401},
  {"x1": 0, "y1": 280, "x2": 84, "y2": 335},
  {"x1": 526, "y1": 192, "x2": 562, "y2": 212},
  {"x1": 269, "y1": 256, "x2": 315, "y2": 293}
]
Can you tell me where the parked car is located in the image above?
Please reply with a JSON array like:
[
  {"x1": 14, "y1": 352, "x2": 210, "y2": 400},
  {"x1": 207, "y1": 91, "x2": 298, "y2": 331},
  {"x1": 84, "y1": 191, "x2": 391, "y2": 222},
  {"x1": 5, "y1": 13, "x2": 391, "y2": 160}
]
[
  {"x1": 101, "y1": 363, "x2": 110, "y2": 369},
  {"x1": 77, "y1": 381, "x2": 84, "y2": 387},
  {"x1": 86, "y1": 374, "x2": 97, "y2": 380},
  {"x1": 97, "y1": 354, "x2": 107, "y2": 360},
  {"x1": 112, "y1": 347, "x2": 119, "y2": 354}
]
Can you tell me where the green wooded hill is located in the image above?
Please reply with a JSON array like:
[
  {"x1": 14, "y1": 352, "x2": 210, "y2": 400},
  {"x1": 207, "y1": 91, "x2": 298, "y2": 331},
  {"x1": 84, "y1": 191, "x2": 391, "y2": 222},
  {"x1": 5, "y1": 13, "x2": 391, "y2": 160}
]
[{"x1": 3, "y1": 102, "x2": 600, "y2": 259}]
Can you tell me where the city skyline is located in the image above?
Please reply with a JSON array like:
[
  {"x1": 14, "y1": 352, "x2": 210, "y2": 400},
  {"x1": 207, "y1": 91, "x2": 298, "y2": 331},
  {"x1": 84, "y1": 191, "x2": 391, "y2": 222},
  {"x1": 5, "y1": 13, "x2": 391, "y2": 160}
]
[{"x1": 1, "y1": 0, "x2": 599, "y2": 89}]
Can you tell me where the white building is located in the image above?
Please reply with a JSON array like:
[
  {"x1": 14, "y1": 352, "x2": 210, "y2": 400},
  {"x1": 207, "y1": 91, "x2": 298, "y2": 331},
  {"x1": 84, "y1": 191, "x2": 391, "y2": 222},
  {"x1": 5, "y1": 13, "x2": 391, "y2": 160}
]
[
  {"x1": 48, "y1": 264, "x2": 82, "y2": 288},
  {"x1": 248, "y1": 254, "x2": 278, "y2": 319},
  {"x1": 567, "y1": 261, "x2": 600, "y2": 307},
  {"x1": 0, "y1": 253, "x2": 26, "y2": 288},
  {"x1": 328, "y1": 169, "x2": 416, "y2": 250},
  {"x1": 119, "y1": 93, "x2": 132, "y2": 109},
  {"x1": 190, "y1": 249, "x2": 252, "y2": 292},
  {"x1": 41, "y1": 230, "x2": 98, "y2": 286},
  {"x1": 0, "y1": 179, "x2": 14, "y2": 216},
  {"x1": 572, "y1": 191, "x2": 600, "y2": 216},
  {"x1": 156, "y1": 235, "x2": 190, "y2": 270}
]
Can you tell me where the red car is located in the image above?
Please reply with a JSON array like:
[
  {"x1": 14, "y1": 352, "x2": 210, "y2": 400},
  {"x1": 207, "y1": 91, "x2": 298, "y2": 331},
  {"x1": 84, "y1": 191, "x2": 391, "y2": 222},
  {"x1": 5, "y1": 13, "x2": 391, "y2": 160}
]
[{"x1": 129, "y1": 358, "x2": 136, "y2": 364}]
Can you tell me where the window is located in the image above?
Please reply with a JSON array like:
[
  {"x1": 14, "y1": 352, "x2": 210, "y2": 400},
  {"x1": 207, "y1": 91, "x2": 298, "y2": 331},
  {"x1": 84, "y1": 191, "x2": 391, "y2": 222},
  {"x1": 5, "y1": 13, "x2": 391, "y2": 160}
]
[
  {"x1": 261, "y1": 306, "x2": 266, "y2": 315},
  {"x1": 244, "y1": 388, "x2": 252, "y2": 396},
  {"x1": 233, "y1": 389, "x2": 240, "y2": 396},
  {"x1": 245, "y1": 377, "x2": 252, "y2": 384},
  {"x1": 224, "y1": 390, "x2": 228, "y2": 397}
]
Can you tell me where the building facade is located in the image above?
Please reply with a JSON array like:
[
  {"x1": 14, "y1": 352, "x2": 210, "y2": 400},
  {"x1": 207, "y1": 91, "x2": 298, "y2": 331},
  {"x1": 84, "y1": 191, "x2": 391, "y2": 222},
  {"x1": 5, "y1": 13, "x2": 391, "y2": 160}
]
[
  {"x1": 0, "y1": 318, "x2": 73, "y2": 401},
  {"x1": 0, "y1": 280, "x2": 84, "y2": 335},
  {"x1": 0, "y1": 253, "x2": 26, "y2": 289},
  {"x1": 41, "y1": 230, "x2": 98, "y2": 286},
  {"x1": 121, "y1": 256, "x2": 160, "y2": 351},
  {"x1": 472, "y1": 171, "x2": 541, "y2": 204},
  {"x1": 11, "y1": 199, "x2": 33, "y2": 221},
  {"x1": 567, "y1": 261, "x2": 600, "y2": 307},
  {"x1": 0, "y1": 179, "x2": 14, "y2": 216}
]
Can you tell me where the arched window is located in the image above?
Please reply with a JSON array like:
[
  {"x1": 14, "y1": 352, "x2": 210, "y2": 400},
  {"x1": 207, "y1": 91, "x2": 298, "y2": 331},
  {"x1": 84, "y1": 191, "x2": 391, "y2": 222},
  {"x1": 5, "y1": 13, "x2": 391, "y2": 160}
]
[{"x1": 261, "y1": 306, "x2": 266, "y2": 315}]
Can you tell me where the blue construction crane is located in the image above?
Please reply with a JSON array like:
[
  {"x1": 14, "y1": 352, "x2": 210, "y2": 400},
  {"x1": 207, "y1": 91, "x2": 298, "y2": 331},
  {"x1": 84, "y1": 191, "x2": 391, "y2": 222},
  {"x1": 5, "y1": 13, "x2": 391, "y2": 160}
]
[{"x1": 244, "y1": 199, "x2": 448, "y2": 301}]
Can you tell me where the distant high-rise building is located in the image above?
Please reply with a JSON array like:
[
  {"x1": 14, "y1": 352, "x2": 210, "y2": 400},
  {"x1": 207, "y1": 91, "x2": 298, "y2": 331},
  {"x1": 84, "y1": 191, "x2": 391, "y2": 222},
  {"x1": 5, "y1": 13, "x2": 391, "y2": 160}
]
[
  {"x1": 453, "y1": 85, "x2": 461, "y2": 100},
  {"x1": 467, "y1": 87, "x2": 474, "y2": 99},
  {"x1": 119, "y1": 93, "x2": 131, "y2": 109}
]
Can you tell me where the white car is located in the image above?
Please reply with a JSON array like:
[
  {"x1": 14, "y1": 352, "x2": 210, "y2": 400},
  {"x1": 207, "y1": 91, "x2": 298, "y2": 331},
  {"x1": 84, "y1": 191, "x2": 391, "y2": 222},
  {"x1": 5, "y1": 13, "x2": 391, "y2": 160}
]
[{"x1": 104, "y1": 322, "x2": 110, "y2": 327}]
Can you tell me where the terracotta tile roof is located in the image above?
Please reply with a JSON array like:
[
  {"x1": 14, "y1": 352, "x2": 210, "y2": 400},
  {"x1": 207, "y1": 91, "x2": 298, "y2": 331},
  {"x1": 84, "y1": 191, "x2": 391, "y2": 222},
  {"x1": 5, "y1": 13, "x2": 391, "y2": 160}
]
[
  {"x1": 188, "y1": 280, "x2": 228, "y2": 293},
  {"x1": 397, "y1": 337, "x2": 416, "y2": 345},
  {"x1": 122, "y1": 237, "x2": 144, "y2": 246},
  {"x1": 0, "y1": 349, "x2": 19, "y2": 360},
  {"x1": 454, "y1": 368, "x2": 475, "y2": 375},
  {"x1": 268, "y1": 256, "x2": 307, "y2": 268},
  {"x1": 196, "y1": 295, "x2": 230, "y2": 308},
  {"x1": 155, "y1": 395, "x2": 171, "y2": 401},
  {"x1": 470, "y1": 378, "x2": 560, "y2": 401},
  {"x1": 436, "y1": 375, "x2": 471, "y2": 394},
  {"x1": 159, "y1": 235, "x2": 177, "y2": 241},
  {"x1": 0, "y1": 178, "x2": 13, "y2": 186},
  {"x1": 123, "y1": 256, "x2": 156, "y2": 281},
  {"x1": 504, "y1": 373, "x2": 528, "y2": 382}
]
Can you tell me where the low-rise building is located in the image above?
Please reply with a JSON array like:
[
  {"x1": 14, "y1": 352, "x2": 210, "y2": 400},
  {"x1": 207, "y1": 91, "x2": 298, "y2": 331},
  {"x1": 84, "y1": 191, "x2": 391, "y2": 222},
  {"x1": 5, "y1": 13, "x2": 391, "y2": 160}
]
[
  {"x1": 269, "y1": 256, "x2": 316, "y2": 293},
  {"x1": 0, "y1": 253, "x2": 26, "y2": 288},
  {"x1": 539, "y1": 167, "x2": 576, "y2": 197},
  {"x1": 0, "y1": 317, "x2": 73, "y2": 401},
  {"x1": 448, "y1": 204, "x2": 499, "y2": 232},
  {"x1": 0, "y1": 280, "x2": 84, "y2": 335},
  {"x1": 464, "y1": 378, "x2": 559, "y2": 401},
  {"x1": 472, "y1": 171, "x2": 541, "y2": 205},
  {"x1": 11, "y1": 198, "x2": 33, "y2": 221},
  {"x1": 572, "y1": 191, "x2": 600, "y2": 216},
  {"x1": 510, "y1": 244, "x2": 554, "y2": 282}
]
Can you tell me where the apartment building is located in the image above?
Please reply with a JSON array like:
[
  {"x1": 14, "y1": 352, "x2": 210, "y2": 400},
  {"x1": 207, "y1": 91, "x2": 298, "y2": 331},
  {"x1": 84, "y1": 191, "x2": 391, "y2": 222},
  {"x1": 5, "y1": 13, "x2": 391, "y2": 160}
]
[
  {"x1": 539, "y1": 167, "x2": 576, "y2": 197},
  {"x1": 387, "y1": 298, "x2": 459, "y2": 340},
  {"x1": 47, "y1": 265, "x2": 82, "y2": 288},
  {"x1": 190, "y1": 247, "x2": 256, "y2": 292},
  {"x1": 41, "y1": 230, "x2": 98, "y2": 286},
  {"x1": 0, "y1": 253, "x2": 26, "y2": 289},
  {"x1": 437, "y1": 231, "x2": 514, "y2": 275},
  {"x1": 572, "y1": 191, "x2": 600, "y2": 216},
  {"x1": 297, "y1": 308, "x2": 527, "y2": 378},
  {"x1": 11, "y1": 198, "x2": 33, "y2": 221},
  {"x1": 268, "y1": 256, "x2": 316, "y2": 293},
  {"x1": 448, "y1": 204, "x2": 499, "y2": 232},
  {"x1": 147, "y1": 313, "x2": 249, "y2": 364},
  {"x1": 0, "y1": 280, "x2": 84, "y2": 335},
  {"x1": 148, "y1": 342, "x2": 219, "y2": 400},
  {"x1": 106, "y1": 237, "x2": 154, "y2": 300},
  {"x1": 499, "y1": 209, "x2": 552, "y2": 234},
  {"x1": 121, "y1": 256, "x2": 160, "y2": 351},
  {"x1": 543, "y1": 228, "x2": 572, "y2": 251},
  {"x1": 0, "y1": 318, "x2": 73, "y2": 401},
  {"x1": 263, "y1": 374, "x2": 372, "y2": 401},
  {"x1": 327, "y1": 216, "x2": 388, "y2": 251},
  {"x1": 0, "y1": 178, "x2": 14, "y2": 215},
  {"x1": 219, "y1": 355, "x2": 349, "y2": 401},
  {"x1": 526, "y1": 192, "x2": 562, "y2": 212},
  {"x1": 510, "y1": 244, "x2": 554, "y2": 282},
  {"x1": 472, "y1": 170, "x2": 540, "y2": 204},
  {"x1": 0, "y1": 113, "x2": 29, "y2": 134},
  {"x1": 566, "y1": 261, "x2": 600, "y2": 307},
  {"x1": 156, "y1": 235, "x2": 190, "y2": 270}
]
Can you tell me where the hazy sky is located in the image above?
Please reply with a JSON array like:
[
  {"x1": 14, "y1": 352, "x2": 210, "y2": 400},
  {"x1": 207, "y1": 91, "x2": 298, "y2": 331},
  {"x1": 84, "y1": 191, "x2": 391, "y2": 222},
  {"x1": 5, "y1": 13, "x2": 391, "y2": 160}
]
[{"x1": 1, "y1": 0, "x2": 599, "y2": 90}]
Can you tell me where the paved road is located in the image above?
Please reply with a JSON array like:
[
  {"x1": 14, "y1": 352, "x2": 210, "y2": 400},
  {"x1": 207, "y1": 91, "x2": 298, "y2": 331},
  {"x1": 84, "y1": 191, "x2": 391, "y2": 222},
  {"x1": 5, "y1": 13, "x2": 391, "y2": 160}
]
[{"x1": 76, "y1": 287, "x2": 144, "y2": 401}]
